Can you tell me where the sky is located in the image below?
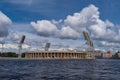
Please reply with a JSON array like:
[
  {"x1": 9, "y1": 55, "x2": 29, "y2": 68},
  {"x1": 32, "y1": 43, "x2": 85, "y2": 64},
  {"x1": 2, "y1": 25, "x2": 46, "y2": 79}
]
[{"x1": 0, "y1": 0, "x2": 120, "y2": 53}]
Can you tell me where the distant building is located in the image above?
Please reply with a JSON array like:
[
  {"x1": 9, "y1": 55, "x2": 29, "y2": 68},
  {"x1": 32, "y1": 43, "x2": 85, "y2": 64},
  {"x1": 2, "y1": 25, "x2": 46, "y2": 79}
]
[
  {"x1": 102, "y1": 51, "x2": 112, "y2": 58},
  {"x1": 113, "y1": 51, "x2": 120, "y2": 59}
]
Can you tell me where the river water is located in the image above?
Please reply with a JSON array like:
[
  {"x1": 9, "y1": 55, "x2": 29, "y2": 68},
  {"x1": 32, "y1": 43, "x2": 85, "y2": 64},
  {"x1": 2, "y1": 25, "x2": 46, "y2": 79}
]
[{"x1": 0, "y1": 59, "x2": 120, "y2": 80}]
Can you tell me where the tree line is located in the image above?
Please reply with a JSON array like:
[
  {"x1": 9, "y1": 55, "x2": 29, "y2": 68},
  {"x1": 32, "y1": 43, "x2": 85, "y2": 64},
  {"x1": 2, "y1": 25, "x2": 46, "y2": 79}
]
[{"x1": 0, "y1": 52, "x2": 25, "y2": 57}]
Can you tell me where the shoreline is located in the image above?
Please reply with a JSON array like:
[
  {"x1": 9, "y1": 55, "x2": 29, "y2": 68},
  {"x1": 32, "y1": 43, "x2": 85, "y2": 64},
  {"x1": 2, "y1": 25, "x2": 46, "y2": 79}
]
[{"x1": 0, "y1": 57, "x2": 94, "y2": 60}]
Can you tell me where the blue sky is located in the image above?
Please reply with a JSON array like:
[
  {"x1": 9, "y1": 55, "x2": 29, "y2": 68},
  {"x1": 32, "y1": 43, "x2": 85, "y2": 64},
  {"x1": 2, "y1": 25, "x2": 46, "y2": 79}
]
[
  {"x1": 0, "y1": 0, "x2": 120, "y2": 23},
  {"x1": 0, "y1": 0, "x2": 120, "y2": 53}
]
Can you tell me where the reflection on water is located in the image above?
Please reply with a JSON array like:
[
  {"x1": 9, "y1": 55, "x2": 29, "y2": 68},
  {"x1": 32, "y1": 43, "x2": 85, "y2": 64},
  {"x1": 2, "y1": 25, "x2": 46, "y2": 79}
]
[{"x1": 0, "y1": 59, "x2": 120, "y2": 80}]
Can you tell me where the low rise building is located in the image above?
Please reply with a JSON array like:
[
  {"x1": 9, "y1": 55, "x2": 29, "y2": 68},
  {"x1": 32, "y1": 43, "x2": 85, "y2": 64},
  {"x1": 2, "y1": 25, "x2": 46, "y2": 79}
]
[{"x1": 102, "y1": 51, "x2": 112, "y2": 58}]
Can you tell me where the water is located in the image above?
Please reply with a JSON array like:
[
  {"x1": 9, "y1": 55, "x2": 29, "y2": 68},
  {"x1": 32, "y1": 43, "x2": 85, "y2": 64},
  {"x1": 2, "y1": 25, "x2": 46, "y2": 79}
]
[{"x1": 0, "y1": 59, "x2": 120, "y2": 80}]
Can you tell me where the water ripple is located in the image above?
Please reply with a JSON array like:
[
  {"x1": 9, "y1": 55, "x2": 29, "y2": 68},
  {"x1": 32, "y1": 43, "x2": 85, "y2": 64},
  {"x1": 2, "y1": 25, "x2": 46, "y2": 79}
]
[{"x1": 0, "y1": 59, "x2": 120, "y2": 80}]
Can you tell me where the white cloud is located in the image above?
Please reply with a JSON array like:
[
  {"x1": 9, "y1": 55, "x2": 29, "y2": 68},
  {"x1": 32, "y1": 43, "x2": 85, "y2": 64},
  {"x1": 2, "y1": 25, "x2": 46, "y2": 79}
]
[
  {"x1": 0, "y1": 11, "x2": 12, "y2": 37},
  {"x1": 1, "y1": 4, "x2": 120, "y2": 52},
  {"x1": 62, "y1": 4, "x2": 120, "y2": 43},
  {"x1": 97, "y1": 41, "x2": 120, "y2": 50},
  {"x1": 31, "y1": 20, "x2": 58, "y2": 37},
  {"x1": 0, "y1": 43, "x2": 30, "y2": 49},
  {"x1": 50, "y1": 4, "x2": 98, "y2": 40},
  {"x1": 60, "y1": 26, "x2": 80, "y2": 39},
  {"x1": 89, "y1": 19, "x2": 106, "y2": 38},
  {"x1": 11, "y1": 32, "x2": 20, "y2": 42},
  {"x1": 30, "y1": 4, "x2": 101, "y2": 39},
  {"x1": 29, "y1": 4, "x2": 120, "y2": 52},
  {"x1": 89, "y1": 19, "x2": 119, "y2": 42},
  {"x1": 31, "y1": 20, "x2": 81, "y2": 39},
  {"x1": 51, "y1": 19, "x2": 62, "y2": 25},
  {"x1": 64, "y1": 4, "x2": 99, "y2": 32}
]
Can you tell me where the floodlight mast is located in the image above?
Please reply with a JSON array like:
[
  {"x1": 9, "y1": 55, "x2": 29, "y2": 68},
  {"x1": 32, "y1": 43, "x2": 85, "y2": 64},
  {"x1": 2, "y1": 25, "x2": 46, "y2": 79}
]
[
  {"x1": 0, "y1": 38, "x2": 5, "y2": 54},
  {"x1": 83, "y1": 31, "x2": 94, "y2": 51},
  {"x1": 1, "y1": 42, "x2": 5, "y2": 54},
  {"x1": 83, "y1": 31, "x2": 90, "y2": 41},
  {"x1": 18, "y1": 35, "x2": 25, "y2": 58},
  {"x1": 45, "y1": 42, "x2": 51, "y2": 51}
]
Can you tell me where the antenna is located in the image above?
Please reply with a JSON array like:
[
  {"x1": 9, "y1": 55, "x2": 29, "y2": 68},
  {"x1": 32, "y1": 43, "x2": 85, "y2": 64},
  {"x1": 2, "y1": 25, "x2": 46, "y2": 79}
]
[
  {"x1": 18, "y1": 35, "x2": 26, "y2": 58},
  {"x1": 45, "y1": 42, "x2": 51, "y2": 51}
]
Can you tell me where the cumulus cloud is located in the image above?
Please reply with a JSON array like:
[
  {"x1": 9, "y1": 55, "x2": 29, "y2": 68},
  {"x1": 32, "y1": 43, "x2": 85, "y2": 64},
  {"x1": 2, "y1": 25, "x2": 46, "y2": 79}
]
[
  {"x1": 89, "y1": 18, "x2": 119, "y2": 42},
  {"x1": 29, "y1": 4, "x2": 120, "y2": 52},
  {"x1": 64, "y1": 4, "x2": 99, "y2": 31},
  {"x1": 0, "y1": 11, "x2": 12, "y2": 37},
  {"x1": 31, "y1": 20, "x2": 81, "y2": 39},
  {"x1": 30, "y1": 4, "x2": 100, "y2": 39},
  {"x1": 59, "y1": 26, "x2": 80, "y2": 39},
  {"x1": 31, "y1": 20, "x2": 58, "y2": 37}
]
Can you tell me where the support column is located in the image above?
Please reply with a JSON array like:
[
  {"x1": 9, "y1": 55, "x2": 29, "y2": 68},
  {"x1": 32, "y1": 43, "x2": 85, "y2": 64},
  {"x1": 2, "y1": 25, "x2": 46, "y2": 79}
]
[{"x1": 47, "y1": 53, "x2": 48, "y2": 58}]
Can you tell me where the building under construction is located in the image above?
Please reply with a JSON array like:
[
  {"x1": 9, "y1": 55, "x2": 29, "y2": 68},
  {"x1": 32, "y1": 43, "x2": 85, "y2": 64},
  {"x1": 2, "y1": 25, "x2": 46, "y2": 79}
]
[
  {"x1": 24, "y1": 31, "x2": 95, "y2": 59},
  {"x1": 25, "y1": 50, "x2": 93, "y2": 59}
]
